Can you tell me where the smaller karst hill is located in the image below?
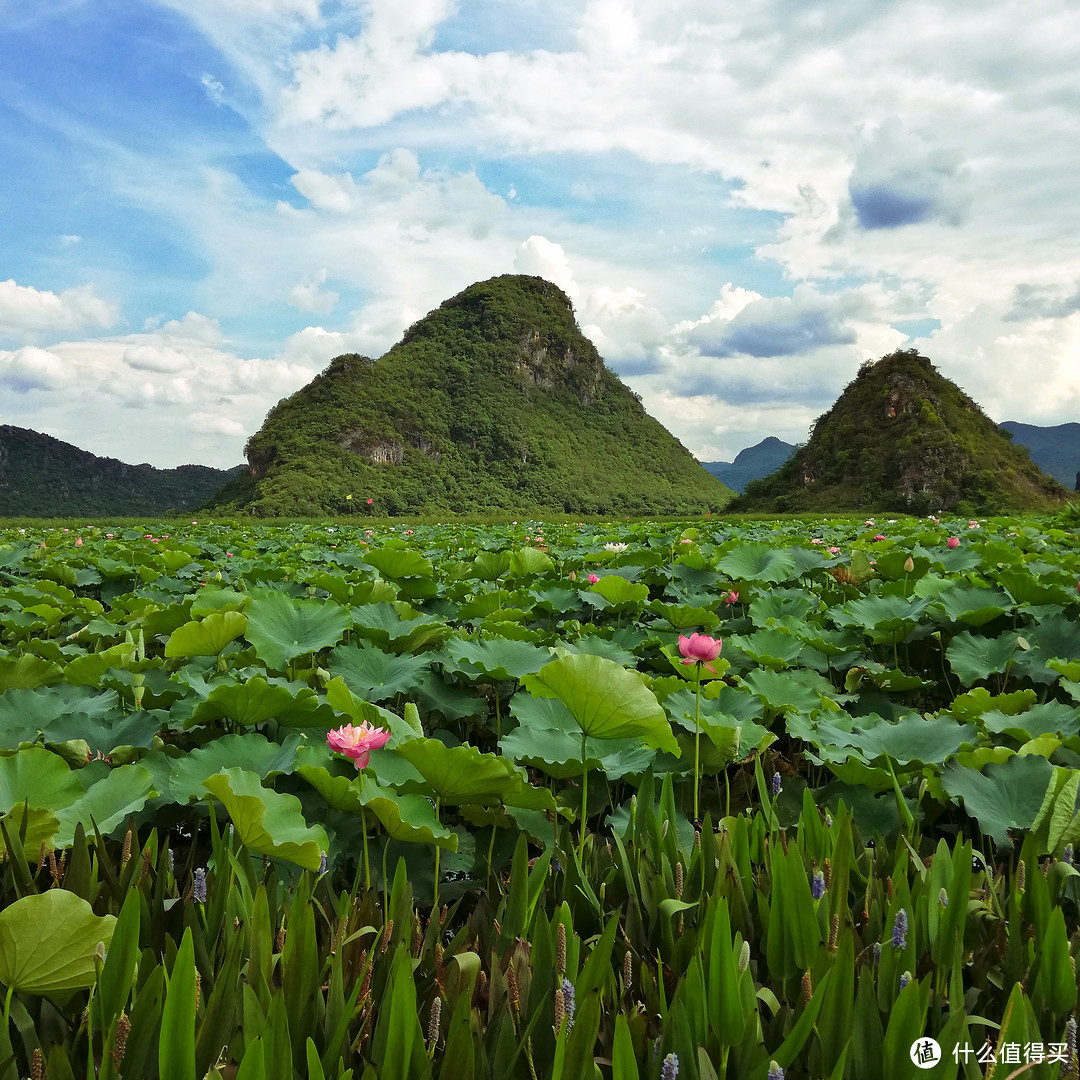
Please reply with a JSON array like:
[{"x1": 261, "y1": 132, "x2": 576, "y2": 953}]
[
  {"x1": 0, "y1": 426, "x2": 243, "y2": 517},
  {"x1": 734, "y1": 349, "x2": 1067, "y2": 515},
  {"x1": 210, "y1": 275, "x2": 733, "y2": 517}
]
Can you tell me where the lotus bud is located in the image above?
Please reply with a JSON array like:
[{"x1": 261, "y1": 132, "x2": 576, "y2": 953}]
[
  {"x1": 738, "y1": 941, "x2": 751, "y2": 972},
  {"x1": 904, "y1": 556, "x2": 914, "y2": 573}
]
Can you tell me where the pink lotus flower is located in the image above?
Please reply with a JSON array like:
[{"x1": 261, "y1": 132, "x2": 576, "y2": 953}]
[
  {"x1": 829, "y1": 546, "x2": 840, "y2": 554},
  {"x1": 811, "y1": 538, "x2": 822, "y2": 544},
  {"x1": 678, "y1": 632, "x2": 723, "y2": 673},
  {"x1": 587, "y1": 573, "x2": 600, "y2": 584},
  {"x1": 968, "y1": 520, "x2": 980, "y2": 529},
  {"x1": 366, "y1": 498, "x2": 373, "y2": 505},
  {"x1": 864, "y1": 519, "x2": 875, "y2": 527},
  {"x1": 75, "y1": 537, "x2": 83, "y2": 547},
  {"x1": 873, "y1": 534, "x2": 886, "y2": 541},
  {"x1": 947, "y1": 537, "x2": 960, "y2": 549},
  {"x1": 327, "y1": 721, "x2": 392, "y2": 769},
  {"x1": 722, "y1": 590, "x2": 739, "y2": 605}
]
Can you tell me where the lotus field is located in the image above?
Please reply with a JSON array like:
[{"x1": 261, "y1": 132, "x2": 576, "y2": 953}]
[{"x1": 1, "y1": 513, "x2": 1080, "y2": 1078}]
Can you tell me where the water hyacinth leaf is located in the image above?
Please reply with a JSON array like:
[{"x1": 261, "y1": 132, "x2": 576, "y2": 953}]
[
  {"x1": 245, "y1": 590, "x2": 352, "y2": 669},
  {"x1": 947, "y1": 632, "x2": 1018, "y2": 686},
  {"x1": 164, "y1": 611, "x2": 248, "y2": 657},
  {"x1": 522, "y1": 653, "x2": 678, "y2": 753},
  {"x1": 0, "y1": 890, "x2": 116, "y2": 994},
  {"x1": 203, "y1": 768, "x2": 327, "y2": 870},
  {"x1": 940, "y1": 754, "x2": 1054, "y2": 846}
]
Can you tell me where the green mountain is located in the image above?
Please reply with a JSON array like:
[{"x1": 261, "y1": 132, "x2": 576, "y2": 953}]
[
  {"x1": 211, "y1": 275, "x2": 732, "y2": 516},
  {"x1": 0, "y1": 426, "x2": 242, "y2": 517},
  {"x1": 1000, "y1": 421, "x2": 1080, "y2": 488},
  {"x1": 701, "y1": 437, "x2": 796, "y2": 493},
  {"x1": 735, "y1": 349, "x2": 1067, "y2": 514}
]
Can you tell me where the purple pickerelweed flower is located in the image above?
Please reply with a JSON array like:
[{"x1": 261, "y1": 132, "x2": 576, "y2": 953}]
[
  {"x1": 767, "y1": 1061, "x2": 785, "y2": 1080},
  {"x1": 560, "y1": 978, "x2": 575, "y2": 1030},
  {"x1": 871, "y1": 942, "x2": 881, "y2": 966},
  {"x1": 811, "y1": 870, "x2": 825, "y2": 900},
  {"x1": 891, "y1": 908, "x2": 909, "y2": 949},
  {"x1": 193, "y1": 867, "x2": 207, "y2": 903},
  {"x1": 660, "y1": 1053, "x2": 679, "y2": 1080},
  {"x1": 899, "y1": 971, "x2": 912, "y2": 991},
  {"x1": 771, "y1": 772, "x2": 782, "y2": 797},
  {"x1": 318, "y1": 852, "x2": 328, "y2": 877}
]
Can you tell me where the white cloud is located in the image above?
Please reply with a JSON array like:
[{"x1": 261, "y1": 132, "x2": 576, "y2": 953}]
[
  {"x1": 201, "y1": 73, "x2": 227, "y2": 105},
  {"x1": 288, "y1": 269, "x2": 339, "y2": 314},
  {"x1": 513, "y1": 236, "x2": 580, "y2": 300},
  {"x1": 0, "y1": 279, "x2": 118, "y2": 337}
]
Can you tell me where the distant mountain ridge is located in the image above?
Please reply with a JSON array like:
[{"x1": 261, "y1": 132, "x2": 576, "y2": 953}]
[
  {"x1": 734, "y1": 349, "x2": 1066, "y2": 513},
  {"x1": 210, "y1": 274, "x2": 733, "y2": 517},
  {"x1": 0, "y1": 426, "x2": 243, "y2": 517},
  {"x1": 700, "y1": 437, "x2": 797, "y2": 493},
  {"x1": 1000, "y1": 421, "x2": 1080, "y2": 488}
]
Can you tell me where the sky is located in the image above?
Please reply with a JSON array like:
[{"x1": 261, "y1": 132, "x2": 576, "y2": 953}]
[{"x1": 2, "y1": 0, "x2": 1079, "y2": 470}]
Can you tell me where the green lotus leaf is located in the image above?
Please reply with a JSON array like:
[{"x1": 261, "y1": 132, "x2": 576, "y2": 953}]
[
  {"x1": 729, "y1": 629, "x2": 803, "y2": 671},
  {"x1": 0, "y1": 654, "x2": 64, "y2": 691},
  {"x1": 930, "y1": 585, "x2": 1013, "y2": 626},
  {"x1": 947, "y1": 631, "x2": 1019, "y2": 686},
  {"x1": 749, "y1": 592, "x2": 819, "y2": 628},
  {"x1": 188, "y1": 677, "x2": 337, "y2": 728},
  {"x1": 647, "y1": 602, "x2": 720, "y2": 633},
  {"x1": 188, "y1": 586, "x2": 251, "y2": 618},
  {"x1": 835, "y1": 596, "x2": 928, "y2": 643},
  {"x1": 0, "y1": 805, "x2": 60, "y2": 857},
  {"x1": 982, "y1": 701, "x2": 1080, "y2": 740},
  {"x1": 741, "y1": 668, "x2": 839, "y2": 715},
  {"x1": 508, "y1": 547, "x2": 555, "y2": 577},
  {"x1": 469, "y1": 551, "x2": 511, "y2": 580},
  {"x1": 587, "y1": 576, "x2": 650, "y2": 608},
  {"x1": 392, "y1": 738, "x2": 528, "y2": 805},
  {"x1": 168, "y1": 733, "x2": 303, "y2": 804},
  {"x1": 202, "y1": 767, "x2": 327, "y2": 870},
  {"x1": 950, "y1": 687, "x2": 1037, "y2": 722},
  {"x1": 363, "y1": 546, "x2": 434, "y2": 580},
  {"x1": 323, "y1": 677, "x2": 419, "y2": 743},
  {"x1": 165, "y1": 611, "x2": 248, "y2": 658},
  {"x1": 716, "y1": 543, "x2": 797, "y2": 584},
  {"x1": 358, "y1": 780, "x2": 459, "y2": 849},
  {"x1": 441, "y1": 636, "x2": 553, "y2": 682},
  {"x1": 328, "y1": 641, "x2": 433, "y2": 701},
  {"x1": 349, "y1": 602, "x2": 451, "y2": 653},
  {"x1": 556, "y1": 635, "x2": 639, "y2": 667},
  {"x1": 245, "y1": 590, "x2": 351, "y2": 669},
  {"x1": 996, "y1": 569, "x2": 1071, "y2": 607},
  {"x1": 940, "y1": 754, "x2": 1054, "y2": 846},
  {"x1": 0, "y1": 686, "x2": 123, "y2": 751},
  {"x1": 54, "y1": 765, "x2": 156, "y2": 847},
  {"x1": 522, "y1": 652, "x2": 678, "y2": 753},
  {"x1": 0, "y1": 891, "x2": 116, "y2": 994},
  {"x1": 0, "y1": 747, "x2": 83, "y2": 813}
]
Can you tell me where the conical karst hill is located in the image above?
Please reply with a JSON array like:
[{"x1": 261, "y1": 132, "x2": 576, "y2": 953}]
[
  {"x1": 210, "y1": 275, "x2": 732, "y2": 516},
  {"x1": 734, "y1": 349, "x2": 1066, "y2": 514}
]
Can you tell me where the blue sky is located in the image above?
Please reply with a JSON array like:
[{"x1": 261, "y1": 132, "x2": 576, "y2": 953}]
[{"x1": 2, "y1": 0, "x2": 1078, "y2": 468}]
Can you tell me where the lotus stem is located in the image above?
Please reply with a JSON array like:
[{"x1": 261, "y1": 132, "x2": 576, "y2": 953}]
[{"x1": 579, "y1": 729, "x2": 589, "y2": 862}]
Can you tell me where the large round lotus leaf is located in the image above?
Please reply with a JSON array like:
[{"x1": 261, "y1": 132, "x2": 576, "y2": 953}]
[
  {"x1": 931, "y1": 585, "x2": 1013, "y2": 626},
  {"x1": 522, "y1": 652, "x2": 678, "y2": 753},
  {"x1": 358, "y1": 781, "x2": 459, "y2": 849},
  {"x1": 648, "y1": 602, "x2": 720, "y2": 633},
  {"x1": 202, "y1": 767, "x2": 327, "y2": 870},
  {"x1": 982, "y1": 701, "x2": 1080, "y2": 741},
  {"x1": 0, "y1": 747, "x2": 83, "y2": 813},
  {"x1": 165, "y1": 611, "x2": 248, "y2": 658},
  {"x1": 188, "y1": 677, "x2": 337, "y2": 728},
  {"x1": 392, "y1": 739, "x2": 527, "y2": 805},
  {"x1": 0, "y1": 654, "x2": 63, "y2": 691},
  {"x1": 0, "y1": 685, "x2": 120, "y2": 751},
  {"x1": 363, "y1": 547, "x2": 434, "y2": 580},
  {"x1": 441, "y1": 636, "x2": 553, "y2": 681},
  {"x1": 328, "y1": 642, "x2": 433, "y2": 701},
  {"x1": 469, "y1": 551, "x2": 511, "y2": 580},
  {"x1": 53, "y1": 765, "x2": 156, "y2": 848},
  {"x1": 245, "y1": 590, "x2": 351, "y2": 669},
  {"x1": 587, "y1": 576, "x2": 650, "y2": 609},
  {"x1": 0, "y1": 890, "x2": 115, "y2": 994},
  {"x1": 741, "y1": 668, "x2": 838, "y2": 715},
  {"x1": 716, "y1": 543, "x2": 797, "y2": 584},
  {"x1": 940, "y1": 754, "x2": 1054, "y2": 846},
  {"x1": 947, "y1": 631, "x2": 1019, "y2": 686},
  {"x1": 509, "y1": 547, "x2": 555, "y2": 577},
  {"x1": 837, "y1": 596, "x2": 928, "y2": 640},
  {"x1": 169, "y1": 733, "x2": 302, "y2": 804}
]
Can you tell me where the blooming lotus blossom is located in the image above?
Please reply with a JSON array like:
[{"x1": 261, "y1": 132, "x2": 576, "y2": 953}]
[
  {"x1": 604, "y1": 542, "x2": 628, "y2": 553},
  {"x1": 678, "y1": 632, "x2": 723, "y2": 673},
  {"x1": 829, "y1": 546, "x2": 840, "y2": 554},
  {"x1": 327, "y1": 721, "x2": 392, "y2": 769},
  {"x1": 722, "y1": 590, "x2": 739, "y2": 605},
  {"x1": 873, "y1": 534, "x2": 886, "y2": 541},
  {"x1": 947, "y1": 537, "x2": 960, "y2": 549},
  {"x1": 968, "y1": 520, "x2": 980, "y2": 529},
  {"x1": 587, "y1": 573, "x2": 600, "y2": 584},
  {"x1": 366, "y1": 498, "x2": 373, "y2": 505},
  {"x1": 811, "y1": 538, "x2": 822, "y2": 544},
  {"x1": 864, "y1": 519, "x2": 875, "y2": 527}
]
